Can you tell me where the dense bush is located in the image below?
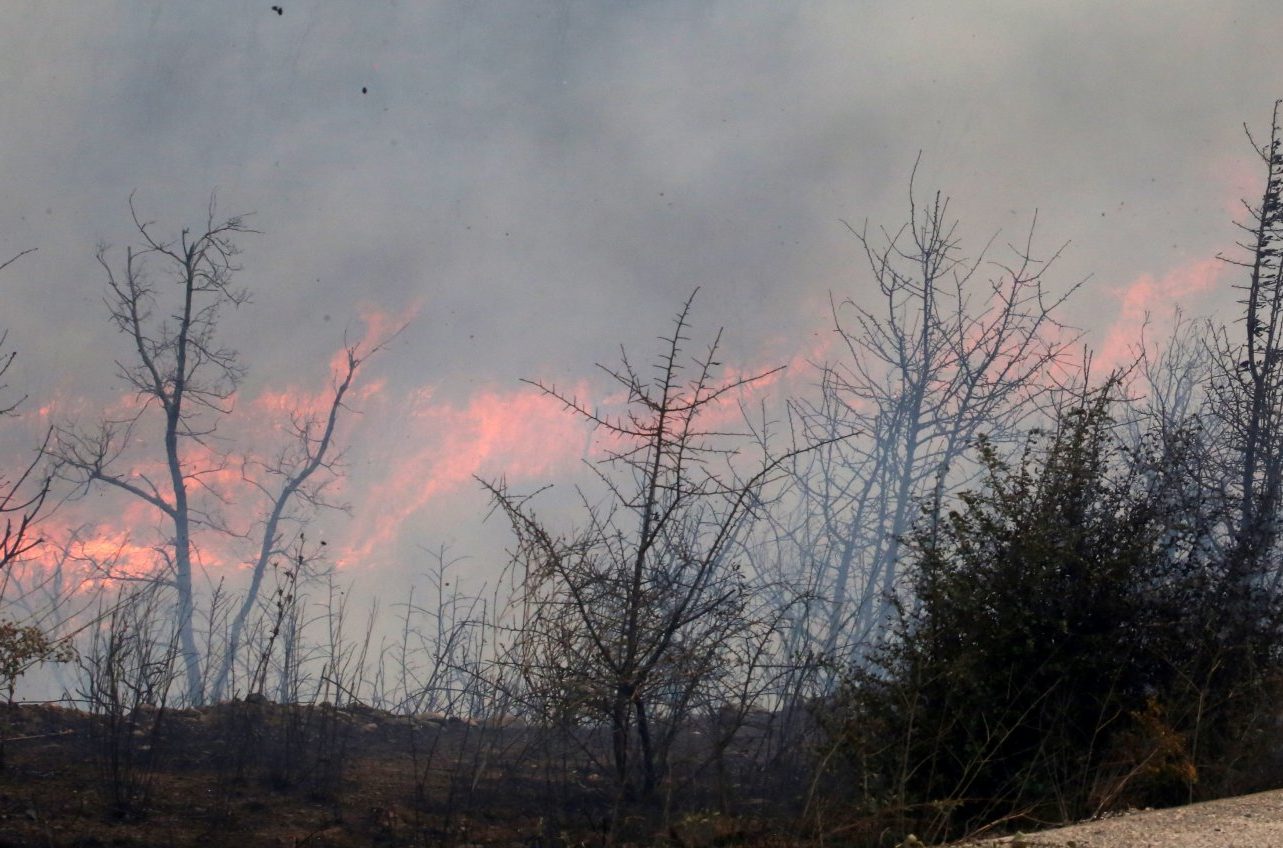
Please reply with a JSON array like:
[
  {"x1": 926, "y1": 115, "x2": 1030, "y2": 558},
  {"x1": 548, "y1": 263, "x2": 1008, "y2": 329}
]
[{"x1": 826, "y1": 384, "x2": 1283, "y2": 840}]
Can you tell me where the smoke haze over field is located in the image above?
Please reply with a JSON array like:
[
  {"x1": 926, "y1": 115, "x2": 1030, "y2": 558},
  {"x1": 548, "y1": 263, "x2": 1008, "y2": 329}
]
[{"x1": 1, "y1": 2, "x2": 1281, "y2": 592}]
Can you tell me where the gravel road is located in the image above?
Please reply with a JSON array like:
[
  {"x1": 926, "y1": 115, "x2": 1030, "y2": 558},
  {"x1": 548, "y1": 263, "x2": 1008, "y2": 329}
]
[{"x1": 966, "y1": 788, "x2": 1283, "y2": 847}]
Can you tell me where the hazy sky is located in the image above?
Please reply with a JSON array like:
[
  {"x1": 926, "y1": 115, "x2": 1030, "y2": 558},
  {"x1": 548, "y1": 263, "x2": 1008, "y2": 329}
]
[{"x1": 2, "y1": 2, "x2": 1280, "y2": 594}]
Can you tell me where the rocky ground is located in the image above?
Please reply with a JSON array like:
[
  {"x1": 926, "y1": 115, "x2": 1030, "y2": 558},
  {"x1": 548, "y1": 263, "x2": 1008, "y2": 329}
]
[{"x1": 966, "y1": 788, "x2": 1283, "y2": 848}]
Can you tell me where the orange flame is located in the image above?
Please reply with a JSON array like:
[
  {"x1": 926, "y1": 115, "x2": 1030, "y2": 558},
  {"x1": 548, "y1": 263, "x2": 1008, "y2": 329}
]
[
  {"x1": 336, "y1": 382, "x2": 590, "y2": 569},
  {"x1": 1096, "y1": 258, "x2": 1225, "y2": 371}
]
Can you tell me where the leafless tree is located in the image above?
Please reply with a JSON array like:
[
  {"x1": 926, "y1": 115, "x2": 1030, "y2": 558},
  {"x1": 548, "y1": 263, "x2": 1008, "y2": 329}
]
[
  {"x1": 484, "y1": 292, "x2": 816, "y2": 801},
  {"x1": 0, "y1": 246, "x2": 79, "y2": 708},
  {"x1": 775, "y1": 165, "x2": 1081, "y2": 669},
  {"x1": 207, "y1": 344, "x2": 372, "y2": 703},
  {"x1": 1208, "y1": 100, "x2": 1283, "y2": 591},
  {"x1": 0, "y1": 248, "x2": 50, "y2": 576},
  {"x1": 1124, "y1": 311, "x2": 1210, "y2": 441},
  {"x1": 52, "y1": 198, "x2": 383, "y2": 704}
]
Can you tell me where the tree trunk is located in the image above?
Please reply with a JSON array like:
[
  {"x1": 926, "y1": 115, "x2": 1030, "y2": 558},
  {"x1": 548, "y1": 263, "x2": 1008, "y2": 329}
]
[{"x1": 635, "y1": 695, "x2": 657, "y2": 798}]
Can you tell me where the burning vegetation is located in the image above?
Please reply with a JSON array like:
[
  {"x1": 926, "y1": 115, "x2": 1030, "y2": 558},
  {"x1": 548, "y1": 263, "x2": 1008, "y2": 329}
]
[{"x1": 3, "y1": 106, "x2": 1283, "y2": 846}]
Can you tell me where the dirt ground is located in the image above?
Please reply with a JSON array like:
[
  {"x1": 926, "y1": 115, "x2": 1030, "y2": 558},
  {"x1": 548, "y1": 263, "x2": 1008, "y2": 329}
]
[{"x1": 966, "y1": 787, "x2": 1283, "y2": 847}]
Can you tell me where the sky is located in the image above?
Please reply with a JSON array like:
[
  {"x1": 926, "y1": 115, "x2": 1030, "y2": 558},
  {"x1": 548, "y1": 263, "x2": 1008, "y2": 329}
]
[{"x1": 1, "y1": 1, "x2": 1281, "y2": 601}]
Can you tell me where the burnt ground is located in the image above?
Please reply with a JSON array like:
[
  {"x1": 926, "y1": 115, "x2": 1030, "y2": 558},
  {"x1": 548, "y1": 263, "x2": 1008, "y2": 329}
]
[
  {"x1": 0, "y1": 701, "x2": 810, "y2": 847},
  {"x1": 21, "y1": 698, "x2": 1272, "y2": 848}
]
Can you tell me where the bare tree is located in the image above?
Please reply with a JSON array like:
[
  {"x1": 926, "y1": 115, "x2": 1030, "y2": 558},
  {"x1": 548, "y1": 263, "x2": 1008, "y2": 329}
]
[
  {"x1": 207, "y1": 344, "x2": 370, "y2": 703},
  {"x1": 0, "y1": 247, "x2": 78, "y2": 710},
  {"x1": 52, "y1": 198, "x2": 381, "y2": 704},
  {"x1": 775, "y1": 166, "x2": 1081, "y2": 669},
  {"x1": 1209, "y1": 100, "x2": 1283, "y2": 590},
  {"x1": 1124, "y1": 311, "x2": 1210, "y2": 441},
  {"x1": 0, "y1": 248, "x2": 49, "y2": 575},
  {"x1": 484, "y1": 292, "x2": 814, "y2": 801}
]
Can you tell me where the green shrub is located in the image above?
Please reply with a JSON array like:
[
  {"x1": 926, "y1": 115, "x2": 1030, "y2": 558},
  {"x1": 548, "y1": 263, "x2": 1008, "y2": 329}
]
[{"x1": 826, "y1": 383, "x2": 1283, "y2": 839}]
